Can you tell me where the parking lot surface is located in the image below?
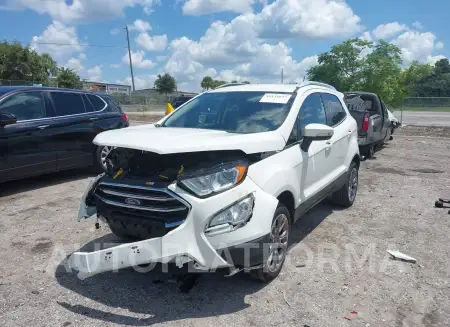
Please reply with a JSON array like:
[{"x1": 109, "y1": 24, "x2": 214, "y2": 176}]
[{"x1": 1, "y1": 126, "x2": 450, "y2": 327}]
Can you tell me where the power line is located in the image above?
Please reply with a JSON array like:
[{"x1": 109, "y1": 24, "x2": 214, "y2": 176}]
[{"x1": 7, "y1": 40, "x2": 126, "y2": 49}]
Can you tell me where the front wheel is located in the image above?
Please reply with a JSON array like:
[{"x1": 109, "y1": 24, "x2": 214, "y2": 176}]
[
  {"x1": 251, "y1": 205, "x2": 290, "y2": 282},
  {"x1": 94, "y1": 146, "x2": 114, "y2": 172},
  {"x1": 331, "y1": 161, "x2": 359, "y2": 207}
]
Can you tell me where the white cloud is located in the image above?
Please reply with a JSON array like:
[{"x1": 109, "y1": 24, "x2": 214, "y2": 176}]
[
  {"x1": 122, "y1": 50, "x2": 156, "y2": 68},
  {"x1": 110, "y1": 28, "x2": 121, "y2": 35},
  {"x1": 135, "y1": 32, "x2": 168, "y2": 51},
  {"x1": 360, "y1": 31, "x2": 372, "y2": 42},
  {"x1": 254, "y1": 0, "x2": 362, "y2": 39},
  {"x1": 412, "y1": 21, "x2": 423, "y2": 30},
  {"x1": 182, "y1": 0, "x2": 255, "y2": 15},
  {"x1": 117, "y1": 74, "x2": 158, "y2": 90},
  {"x1": 85, "y1": 65, "x2": 102, "y2": 81},
  {"x1": 392, "y1": 31, "x2": 445, "y2": 64},
  {"x1": 65, "y1": 57, "x2": 84, "y2": 73},
  {"x1": 31, "y1": 21, "x2": 84, "y2": 63},
  {"x1": 2, "y1": 0, "x2": 161, "y2": 23},
  {"x1": 128, "y1": 19, "x2": 151, "y2": 32},
  {"x1": 78, "y1": 53, "x2": 87, "y2": 60},
  {"x1": 110, "y1": 64, "x2": 121, "y2": 68},
  {"x1": 372, "y1": 22, "x2": 407, "y2": 40}
]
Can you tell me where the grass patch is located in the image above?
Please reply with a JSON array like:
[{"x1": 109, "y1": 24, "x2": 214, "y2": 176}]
[{"x1": 401, "y1": 106, "x2": 450, "y2": 112}]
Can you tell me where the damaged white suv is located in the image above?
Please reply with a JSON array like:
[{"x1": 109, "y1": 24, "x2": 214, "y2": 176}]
[{"x1": 69, "y1": 82, "x2": 360, "y2": 282}]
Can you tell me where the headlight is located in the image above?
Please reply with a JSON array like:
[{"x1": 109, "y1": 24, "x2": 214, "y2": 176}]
[
  {"x1": 178, "y1": 161, "x2": 248, "y2": 198},
  {"x1": 205, "y1": 194, "x2": 255, "y2": 236}
]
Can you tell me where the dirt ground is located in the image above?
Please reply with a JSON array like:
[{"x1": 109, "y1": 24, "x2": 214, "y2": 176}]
[{"x1": 1, "y1": 126, "x2": 450, "y2": 327}]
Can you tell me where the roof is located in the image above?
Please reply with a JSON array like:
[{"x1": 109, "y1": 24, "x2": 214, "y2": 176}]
[
  {"x1": 0, "y1": 85, "x2": 102, "y2": 95},
  {"x1": 208, "y1": 81, "x2": 337, "y2": 94},
  {"x1": 344, "y1": 91, "x2": 378, "y2": 97}
]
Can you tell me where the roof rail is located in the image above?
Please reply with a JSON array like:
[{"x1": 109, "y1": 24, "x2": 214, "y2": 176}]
[
  {"x1": 213, "y1": 83, "x2": 247, "y2": 90},
  {"x1": 299, "y1": 81, "x2": 336, "y2": 90}
]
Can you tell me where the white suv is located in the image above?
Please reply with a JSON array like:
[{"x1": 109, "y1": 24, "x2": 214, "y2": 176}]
[{"x1": 70, "y1": 82, "x2": 360, "y2": 283}]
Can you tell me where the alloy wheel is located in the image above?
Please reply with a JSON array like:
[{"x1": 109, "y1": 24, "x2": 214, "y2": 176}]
[{"x1": 267, "y1": 213, "x2": 289, "y2": 273}]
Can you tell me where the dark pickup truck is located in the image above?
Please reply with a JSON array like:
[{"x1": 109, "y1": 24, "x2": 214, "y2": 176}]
[{"x1": 344, "y1": 91, "x2": 391, "y2": 158}]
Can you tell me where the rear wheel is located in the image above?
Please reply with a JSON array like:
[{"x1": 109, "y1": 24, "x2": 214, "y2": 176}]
[
  {"x1": 332, "y1": 161, "x2": 359, "y2": 207},
  {"x1": 251, "y1": 205, "x2": 290, "y2": 282}
]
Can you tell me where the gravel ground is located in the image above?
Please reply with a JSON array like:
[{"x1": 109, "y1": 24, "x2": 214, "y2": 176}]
[{"x1": 1, "y1": 126, "x2": 450, "y2": 327}]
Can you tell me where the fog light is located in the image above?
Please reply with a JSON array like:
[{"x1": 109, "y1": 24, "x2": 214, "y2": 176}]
[{"x1": 205, "y1": 194, "x2": 255, "y2": 236}]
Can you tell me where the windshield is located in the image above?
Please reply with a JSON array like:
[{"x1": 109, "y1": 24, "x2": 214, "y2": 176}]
[{"x1": 162, "y1": 91, "x2": 295, "y2": 133}]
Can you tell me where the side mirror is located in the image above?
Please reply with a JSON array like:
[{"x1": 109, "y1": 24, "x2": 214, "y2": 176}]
[
  {"x1": 0, "y1": 112, "x2": 17, "y2": 126},
  {"x1": 301, "y1": 123, "x2": 334, "y2": 152}
]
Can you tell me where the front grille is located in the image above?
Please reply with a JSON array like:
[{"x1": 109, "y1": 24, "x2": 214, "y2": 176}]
[{"x1": 94, "y1": 182, "x2": 190, "y2": 238}]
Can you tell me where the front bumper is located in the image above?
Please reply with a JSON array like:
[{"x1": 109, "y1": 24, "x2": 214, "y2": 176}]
[{"x1": 68, "y1": 177, "x2": 278, "y2": 278}]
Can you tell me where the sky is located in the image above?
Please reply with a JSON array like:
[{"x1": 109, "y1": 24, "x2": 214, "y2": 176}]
[{"x1": 0, "y1": 0, "x2": 448, "y2": 92}]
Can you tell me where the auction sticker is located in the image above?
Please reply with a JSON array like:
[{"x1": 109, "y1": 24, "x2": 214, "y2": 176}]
[{"x1": 259, "y1": 93, "x2": 292, "y2": 104}]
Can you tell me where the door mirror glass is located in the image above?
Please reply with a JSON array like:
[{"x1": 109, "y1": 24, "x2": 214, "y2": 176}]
[
  {"x1": 303, "y1": 123, "x2": 334, "y2": 141},
  {"x1": 0, "y1": 112, "x2": 17, "y2": 126}
]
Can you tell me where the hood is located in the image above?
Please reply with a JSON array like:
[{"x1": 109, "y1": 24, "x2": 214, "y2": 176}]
[{"x1": 93, "y1": 125, "x2": 286, "y2": 154}]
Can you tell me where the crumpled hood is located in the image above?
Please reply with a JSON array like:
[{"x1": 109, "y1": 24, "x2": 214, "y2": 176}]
[{"x1": 93, "y1": 125, "x2": 286, "y2": 154}]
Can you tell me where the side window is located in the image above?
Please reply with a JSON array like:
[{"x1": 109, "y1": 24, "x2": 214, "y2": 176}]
[
  {"x1": 288, "y1": 93, "x2": 327, "y2": 143},
  {"x1": 86, "y1": 94, "x2": 106, "y2": 112},
  {"x1": 0, "y1": 92, "x2": 46, "y2": 121},
  {"x1": 321, "y1": 93, "x2": 347, "y2": 127},
  {"x1": 298, "y1": 93, "x2": 327, "y2": 139},
  {"x1": 50, "y1": 92, "x2": 86, "y2": 116}
]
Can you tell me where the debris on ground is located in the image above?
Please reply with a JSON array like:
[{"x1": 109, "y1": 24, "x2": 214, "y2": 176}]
[{"x1": 387, "y1": 250, "x2": 417, "y2": 263}]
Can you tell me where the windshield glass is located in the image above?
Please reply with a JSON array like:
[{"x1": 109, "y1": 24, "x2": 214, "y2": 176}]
[{"x1": 163, "y1": 91, "x2": 295, "y2": 133}]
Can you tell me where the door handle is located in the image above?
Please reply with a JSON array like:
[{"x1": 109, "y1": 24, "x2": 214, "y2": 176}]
[{"x1": 37, "y1": 125, "x2": 50, "y2": 130}]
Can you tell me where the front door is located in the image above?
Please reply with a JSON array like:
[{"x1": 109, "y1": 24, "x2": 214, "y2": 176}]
[
  {"x1": 0, "y1": 91, "x2": 57, "y2": 182},
  {"x1": 321, "y1": 92, "x2": 353, "y2": 180}
]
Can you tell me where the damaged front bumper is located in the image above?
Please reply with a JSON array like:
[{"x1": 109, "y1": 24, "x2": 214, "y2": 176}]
[{"x1": 68, "y1": 176, "x2": 278, "y2": 278}]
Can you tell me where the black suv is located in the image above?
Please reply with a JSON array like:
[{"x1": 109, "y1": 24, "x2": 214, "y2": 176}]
[{"x1": 0, "y1": 86, "x2": 129, "y2": 183}]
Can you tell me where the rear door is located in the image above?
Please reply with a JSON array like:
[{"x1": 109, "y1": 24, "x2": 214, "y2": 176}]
[
  {"x1": 47, "y1": 91, "x2": 95, "y2": 169},
  {"x1": 0, "y1": 91, "x2": 57, "y2": 182},
  {"x1": 321, "y1": 92, "x2": 352, "y2": 179},
  {"x1": 380, "y1": 99, "x2": 392, "y2": 142}
]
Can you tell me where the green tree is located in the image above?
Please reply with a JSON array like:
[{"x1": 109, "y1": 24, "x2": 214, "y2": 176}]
[
  {"x1": 413, "y1": 58, "x2": 450, "y2": 97},
  {"x1": 154, "y1": 73, "x2": 177, "y2": 94},
  {"x1": 211, "y1": 80, "x2": 226, "y2": 89},
  {"x1": 56, "y1": 67, "x2": 83, "y2": 89},
  {"x1": 201, "y1": 76, "x2": 214, "y2": 90},
  {"x1": 307, "y1": 38, "x2": 372, "y2": 91},
  {"x1": 402, "y1": 61, "x2": 433, "y2": 96},
  {"x1": 0, "y1": 41, "x2": 56, "y2": 84},
  {"x1": 363, "y1": 40, "x2": 405, "y2": 106}
]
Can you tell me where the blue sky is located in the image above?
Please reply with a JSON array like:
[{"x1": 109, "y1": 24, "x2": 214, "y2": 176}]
[{"x1": 0, "y1": 0, "x2": 448, "y2": 92}]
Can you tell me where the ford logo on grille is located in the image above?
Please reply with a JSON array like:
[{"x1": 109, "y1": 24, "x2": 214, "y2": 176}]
[{"x1": 125, "y1": 198, "x2": 141, "y2": 206}]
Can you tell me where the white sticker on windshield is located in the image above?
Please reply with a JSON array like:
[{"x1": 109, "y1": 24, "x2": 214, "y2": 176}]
[{"x1": 259, "y1": 93, "x2": 292, "y2": 104}]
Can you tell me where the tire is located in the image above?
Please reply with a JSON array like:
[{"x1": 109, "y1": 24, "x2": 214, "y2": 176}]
[
  {"x1": 94, "y1": 146, "x2": 114, "y2": 172},
  {"x1": 251, "y1": 205, "x2": 291, "y2": 283},
  {"x1": 332, "y1": 161, "x2": 359, "y2": 208}
]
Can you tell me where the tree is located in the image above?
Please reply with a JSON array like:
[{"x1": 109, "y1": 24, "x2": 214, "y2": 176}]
[
  {"x1": 307, "y1": 38, "x2": 372, "y2": 91},
  {"x1": 201, "y1": 76, "x2": 214, "y2": 90},
  {"x1": 363, "y1": 40, "x2": 405, "y2": 106},
  {"x1": 56, "y1": 67, "x2": 83, "y2": 89},
  {"x1": 0, "y1": 41, "x2": 56, "y2": 84},
  {"x1": 413, "y1": 58, "x2": 450, "y2": 97},
  {"x1": 402, "y1": 61, "x2": 433, "y2": 96},
  {"x1": 154, "y1": 73, "x2": 177, "y2": 94},
  {"x1": 211, "y1": 80, "x2": 226, "y2": 89}
]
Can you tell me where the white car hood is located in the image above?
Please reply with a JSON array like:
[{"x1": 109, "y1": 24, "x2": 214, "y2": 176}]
[{"x1": 93, "y1": 125, "x2": 286, "y2": 154}]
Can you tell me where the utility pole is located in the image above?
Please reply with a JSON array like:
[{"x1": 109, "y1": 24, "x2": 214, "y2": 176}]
[
  {"x1": 125, "y1": 25, "x2": 135, "y2": 92},
  {"x1": 281, "y1": 67, "x2": 284, "y2": 84}
]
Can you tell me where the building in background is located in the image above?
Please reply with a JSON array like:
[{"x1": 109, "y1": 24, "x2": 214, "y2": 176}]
[{"x1": 83, "y1": 81, "x2": 131, "y2": 95}]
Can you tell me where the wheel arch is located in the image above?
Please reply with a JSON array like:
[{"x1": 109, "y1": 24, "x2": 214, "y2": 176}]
[{"x1": 276, "y1": 191, "x2": 295, "y2": 223}]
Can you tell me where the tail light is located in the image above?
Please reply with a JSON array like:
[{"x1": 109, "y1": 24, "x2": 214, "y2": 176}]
[
  {"x1": 121, "y1": 113, "x2": 129, "y2": 124},
  {"x1": 362, "y1": 115, "x2": 369, "y2": 132}
]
